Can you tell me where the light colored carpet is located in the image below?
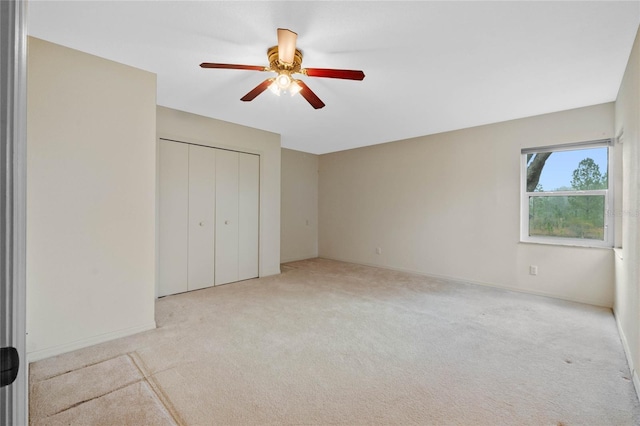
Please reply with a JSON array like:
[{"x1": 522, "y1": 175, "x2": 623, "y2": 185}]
[{"x1": 30, "y1": 258, "x2": 639, "y2": 425}]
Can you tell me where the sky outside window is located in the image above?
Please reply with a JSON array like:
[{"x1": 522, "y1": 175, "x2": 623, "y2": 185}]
[{"x1": 532, "y1": 147, "x2": 608, "y2": 192}]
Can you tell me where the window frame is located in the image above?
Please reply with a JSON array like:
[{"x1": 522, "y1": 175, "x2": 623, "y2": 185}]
[{"x1": 520, "y1": 139, "x2": 613, "y2": 248}]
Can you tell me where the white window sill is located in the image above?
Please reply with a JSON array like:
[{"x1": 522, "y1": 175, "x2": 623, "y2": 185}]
[{"x1": 519, "y1": 239, "x2": 613, "y2": 250}]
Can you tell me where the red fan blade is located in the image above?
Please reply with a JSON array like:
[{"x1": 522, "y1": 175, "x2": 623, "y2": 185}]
[
  {"x1": 277, "y1": 28, "x2": 298, "y2": 64},
  {"x1": 304, "y1": 68, "x2": 365, "y2": 80},
  {"x1": 241, "y1": 79, "x2": 274, "y2": 102},
  {"x1": 296, "y1": 80, "x2": 325, "y2": 109},
  {"x1": 200, "y1": 63, "x2": 266, "y2": 72}
]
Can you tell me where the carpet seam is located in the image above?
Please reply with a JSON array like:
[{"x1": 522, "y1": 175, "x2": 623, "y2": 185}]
[
  {"x1": 30, "y1": 353, "x2": 134, "y2": 383},
  {"x1": 42, "y1": 377, "x2": 144, "y2": 418},
  {"x1": 129, "y1": 352, "x2": 187, "y2": 426},
  {"x1": 32, "y1": 355, "x2": 146, "y2": 419}
]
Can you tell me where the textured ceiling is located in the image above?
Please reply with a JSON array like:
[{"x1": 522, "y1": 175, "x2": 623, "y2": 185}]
[{"x1": 27, "y1": 1, "x2": 640, "y2": 154}]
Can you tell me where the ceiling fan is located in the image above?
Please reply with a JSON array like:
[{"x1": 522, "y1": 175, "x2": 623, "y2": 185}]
[{"x1": 200, "y1": 28, "x2": 365, "y2": 109}]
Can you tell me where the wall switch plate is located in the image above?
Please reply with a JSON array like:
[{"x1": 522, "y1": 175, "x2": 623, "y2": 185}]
[
  {"x1": 375, "y1": 247, "x2": 382, "y2": 255},
  {"x1": 529, "y1": 265, "x2": 538, "y2": 275}
]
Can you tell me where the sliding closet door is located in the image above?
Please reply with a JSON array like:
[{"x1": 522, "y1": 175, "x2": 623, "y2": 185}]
[
  {"x1": 158, "y1": 140, "x2": 189, "y2": 296},
  {"x1": 238, "y1": 153, "x2": 259, "y2": 280},
  {"x1": 188, "y1": 145, "x2": 216, "y2": 291},
  {"x1": 215, "y1": 150, "x2": 240, "y2": 285}
]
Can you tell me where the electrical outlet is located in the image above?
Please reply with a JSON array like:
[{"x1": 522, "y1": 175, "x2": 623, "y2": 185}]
[
  {"x1": 529, "y1": 265, "x2": 538, "y2": 276},
  {"x1": 375, "y1": 247, "x2": 382, "y2": 255}
]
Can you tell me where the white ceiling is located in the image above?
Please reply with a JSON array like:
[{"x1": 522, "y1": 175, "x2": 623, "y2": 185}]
[{"x1": 28, "y1": 1, "x2": 640, "y2": 154}]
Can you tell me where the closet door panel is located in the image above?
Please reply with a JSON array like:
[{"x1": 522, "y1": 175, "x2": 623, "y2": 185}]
[
  {"x1": 238, "y1": 153, "x2": 259, "y2": 280},
  {"x1": 158, "y1": 140, "x2": 189, "y2": 296},
  {"x1": 188, "y1": 145, "x2": 216, "y2": 291},
  {"x1": 215, "y1": 150, "x2": 239, "y2": 285}
]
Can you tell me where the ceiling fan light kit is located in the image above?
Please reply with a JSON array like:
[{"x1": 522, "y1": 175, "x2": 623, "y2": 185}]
[
  {"x1": 200, "y1": 28, "x2": 365, "y2": 109},
  {"x1": 266, "y1": 43, "x2": 303, "y2": 96}
]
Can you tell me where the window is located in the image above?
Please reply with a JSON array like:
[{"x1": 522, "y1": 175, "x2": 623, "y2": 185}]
[{"x1": 521, "y1": 139, "x2": 613, "y2": 247}]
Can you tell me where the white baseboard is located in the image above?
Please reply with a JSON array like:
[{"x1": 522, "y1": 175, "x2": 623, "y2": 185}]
[
  {"x1": 27, "y1": 321, "x2": 157, "y2": 363},
  {"x1": 614, "y1": 310, "x2": 640, "y2": 401},
  {"x1": 317, "y1": 255, "x2": 610, "y2": 308},
  {"x1": 260, "y1": 266, "x2": 282, "y2": 277},
  {"x1": 281, "y1": 253, "x2": 318, "y2": 264}
]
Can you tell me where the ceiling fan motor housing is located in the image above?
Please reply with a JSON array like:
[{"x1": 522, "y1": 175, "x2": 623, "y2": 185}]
[{"x1": 267, "y1": 46, "x2": 303, "y2": 74}]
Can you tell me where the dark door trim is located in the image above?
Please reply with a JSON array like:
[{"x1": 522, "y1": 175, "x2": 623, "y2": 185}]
[{"x1": 0, "y1": 0, "x2": 28, "y2": 424}]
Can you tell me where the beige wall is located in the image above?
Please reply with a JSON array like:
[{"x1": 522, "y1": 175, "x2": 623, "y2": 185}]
[
  {"x1": 281, "y1": 148, "x2": 319, "y2": 262},
  {"x1": 614, "y1": 26, "x2": 640, "y2": 395},
  {"x1": 26, "y1": 38, "x2": 157, "y2": 361},
  {"x1": 319, "y1": 103, "x2": 615, "y2": 307},
  {"x1": 156, "y1": 107, "x2": 281, "y2": 278}
]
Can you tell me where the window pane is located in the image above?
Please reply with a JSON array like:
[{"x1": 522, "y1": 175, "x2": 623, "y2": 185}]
[
  {"x1": 529, "y1": 195, "x2": 605, "y2": 240},
  {"x1": 526, "y1": 147, "x2": 608, "y2": 192}
]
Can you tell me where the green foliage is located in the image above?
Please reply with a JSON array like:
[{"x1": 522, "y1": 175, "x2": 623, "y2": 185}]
[
  {"x1": 570, "y1": 158, "x2": 607, "y2": 190},
  {"x1": 529, "y1": 157, "x2": 606, "y2": 240}
]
